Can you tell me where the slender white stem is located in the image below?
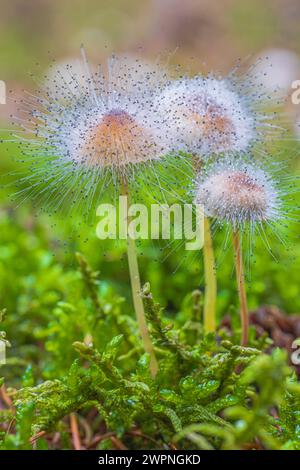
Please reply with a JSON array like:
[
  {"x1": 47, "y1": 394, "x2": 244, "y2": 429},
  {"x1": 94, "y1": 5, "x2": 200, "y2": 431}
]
[
  {"x1": 126, "y1": 234, "x2": 158, "y2": 377},
  {"x1": 122, "y1": 180, "x2": 158, "y2": 377}
]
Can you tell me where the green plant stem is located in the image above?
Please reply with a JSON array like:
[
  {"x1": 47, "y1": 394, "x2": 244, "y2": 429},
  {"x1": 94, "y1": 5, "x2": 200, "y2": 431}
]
[
  {"x1": 121, "y1": 182, "x2": 158, "y2": 378},
  {"x1": 232, "y1": 230, "x2": 249, "y2": 346},
  {"x1": 203, "y1": 217, "x2": 217, "y2": 334}
]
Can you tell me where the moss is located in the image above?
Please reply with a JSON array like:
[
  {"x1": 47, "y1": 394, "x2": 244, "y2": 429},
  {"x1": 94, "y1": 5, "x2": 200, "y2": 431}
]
[{"x1": 1, "y1": 257, "x2": 299, "y2": 449}]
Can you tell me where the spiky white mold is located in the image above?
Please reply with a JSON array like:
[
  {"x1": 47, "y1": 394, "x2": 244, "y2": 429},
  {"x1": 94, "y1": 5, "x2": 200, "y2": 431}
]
[
  {"x1": 156, "y1": 74, "x2": 269, "y2": 157},
  {"x1": 31, "y1": 55, "x2": 170, "y2": 170},
  {"x1": 11, "y1": 53, "x2": 178, "y2": 218},
  {"x1": 194, "y1": 159, "x2": 284, "y2": 229}
]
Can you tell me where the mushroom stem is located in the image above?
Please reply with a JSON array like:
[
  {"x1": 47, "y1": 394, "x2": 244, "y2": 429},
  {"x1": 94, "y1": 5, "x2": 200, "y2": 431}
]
[
  {"x1": 203, "y1": 217, "x2": 217, "y2": 334},
  {"x1": 122, "y1": 181, "x2": 158, "y2": 377},
  {"x1": 232, "y1": 230, "x2": 249, "y2": 346}
]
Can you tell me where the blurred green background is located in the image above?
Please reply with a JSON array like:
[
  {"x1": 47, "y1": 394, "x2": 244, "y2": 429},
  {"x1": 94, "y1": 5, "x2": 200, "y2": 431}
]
[
  {"x1": 1, "y1": 0, "x2": 300, "y2": 82},
  {"x1": 0, "y1": 0, "x2": 300, "y2": 382}
]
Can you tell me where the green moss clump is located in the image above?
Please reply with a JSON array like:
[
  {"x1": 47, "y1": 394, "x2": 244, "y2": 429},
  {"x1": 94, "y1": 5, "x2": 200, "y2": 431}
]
[{"x1": 1, "y1": 254, "x2": 299, "y2": 450}]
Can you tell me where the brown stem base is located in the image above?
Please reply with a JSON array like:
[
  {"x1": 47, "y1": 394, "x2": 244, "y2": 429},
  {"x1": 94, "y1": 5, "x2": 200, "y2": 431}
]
[{"x1": 232, "y1": 230, "x2": 249, "y2": 346}]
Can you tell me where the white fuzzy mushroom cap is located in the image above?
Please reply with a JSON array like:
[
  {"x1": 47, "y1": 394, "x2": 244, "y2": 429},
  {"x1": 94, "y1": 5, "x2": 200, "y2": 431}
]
[
  {"x1": 156, "y1": 75, "x2": 258, "y2": 157},
  {"x1": 30, "y1": 55, "x2": 171, "y2": 170},
  {"x1": 194, "y1": 159, "x2": 283, "y2": 229},
  {"x1": 11, "y1": 54, "x2": 178, "y2": 218}
]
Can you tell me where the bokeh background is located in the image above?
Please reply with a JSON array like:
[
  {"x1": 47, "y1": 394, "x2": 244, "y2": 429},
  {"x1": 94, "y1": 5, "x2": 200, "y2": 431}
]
[
  {"x1": 0, "y1": 0, "x2": 300, "y2": 383},
  {"x1": 1, "y1": 0, "x2": 300, "y2": 83}
]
